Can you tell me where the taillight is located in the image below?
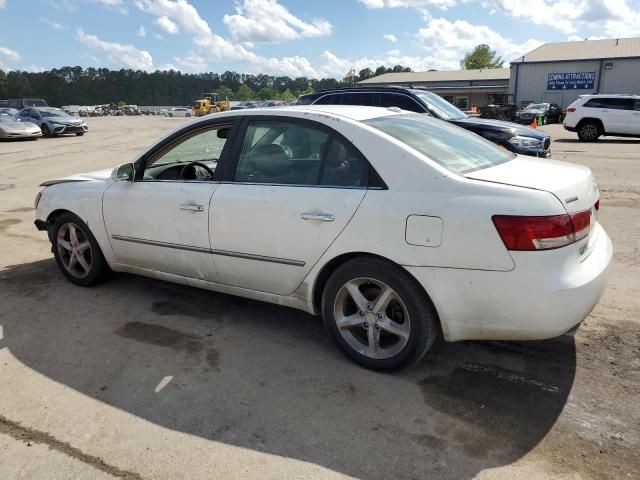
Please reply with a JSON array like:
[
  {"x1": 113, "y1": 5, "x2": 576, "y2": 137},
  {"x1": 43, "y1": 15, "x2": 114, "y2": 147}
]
[
  {"x1": 492, "y1": 208, "x2": 593, "y2": 251},
  {"x1": 567, "y1": 107, "x2": 576, "y2": 112}
]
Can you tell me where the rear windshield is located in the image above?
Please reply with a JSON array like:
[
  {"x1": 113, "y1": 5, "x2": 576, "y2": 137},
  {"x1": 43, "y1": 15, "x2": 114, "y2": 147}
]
[{"x1": 364, "y1": 114, "x2": 514, "y2": 174}]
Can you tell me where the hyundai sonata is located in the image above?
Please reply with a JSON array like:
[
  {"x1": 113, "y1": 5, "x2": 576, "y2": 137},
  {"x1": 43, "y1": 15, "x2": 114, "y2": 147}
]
[{"x1": 34, "y1": 105, "x2": 611, "y2": 369}]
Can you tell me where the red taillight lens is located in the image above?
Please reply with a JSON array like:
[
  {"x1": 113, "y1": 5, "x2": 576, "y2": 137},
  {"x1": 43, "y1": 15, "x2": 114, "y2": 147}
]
[
  {"x1": 567, "y1": 107, "x2": 576, "y2": 112},
  {"x1": 492, "y1": 208, "x2": 592, "y2": 251}
]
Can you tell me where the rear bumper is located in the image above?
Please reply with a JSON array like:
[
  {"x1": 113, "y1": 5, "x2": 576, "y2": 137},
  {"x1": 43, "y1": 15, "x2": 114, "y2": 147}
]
[
  {"x1": 563, "y1": 124, "x2": 577, "y2": 132},
  {"x1": 405, "y1": 223, "x2": 612, "y2": 342}
]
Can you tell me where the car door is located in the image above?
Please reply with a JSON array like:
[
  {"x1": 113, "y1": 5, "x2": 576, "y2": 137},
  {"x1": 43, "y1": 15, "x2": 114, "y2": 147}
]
[
  {"x1": 209, "y1": 117, "x2": 370, "y2": 295},
  {"x1": 103, "y1": 121, "x2": 236, "y2": 282},
  {"x1": 627, "y1": 99, "x2": 640, "y2": 135},
  {"x1": 598, "y1": 98, "x2": 633, "y2": 134}
]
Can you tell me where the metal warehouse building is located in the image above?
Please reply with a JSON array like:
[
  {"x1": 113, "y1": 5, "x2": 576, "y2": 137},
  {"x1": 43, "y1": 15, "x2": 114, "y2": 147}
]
[
  {"x1": 510, "y1": 37, "x2": 640, "y2": 108},
  {"x1": 357, "y1": 68, "x2": 510, "y2": 110}
]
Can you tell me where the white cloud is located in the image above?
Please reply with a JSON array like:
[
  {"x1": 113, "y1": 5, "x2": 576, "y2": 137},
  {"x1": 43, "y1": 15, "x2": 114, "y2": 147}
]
[
  {"x1": 567, "y1": 35, "x2": 608, "y2": 42},
  {"x1": 359, "y1": 0, "x2": 457, "y2": 9},
  {"x1": 157, "y1": 63, "x2": 179, "y2": 71},
  {"x1": 155, "y1": 15, "x2": 179, "y2": 34},
  {"x1": 387, "y1": 49, "x2": 400, "y2": 56},
  {"x1": 383, "y1": 34, "x2": 398, "y2": 42},
  {"x1": 134, "y1": 0, "x2": 212, "y2": 36},
  {"x1": 137, "y1": 25, "x2": 146, "y2": 37},
  {"x1": 22, "y1": 64, "x2": 47, "y2": 73},
  {"x1": 40, "y1": 18, "x2": 64, "y2": 30},
  {"x1": 484, "y1": 0, "x2": 640, "y2": 37},
  {"x1": 76, "y1": 28, "x2": 153, "y2": 70},
  {"x1": 0, "y1": 0, "x2": 6, "y2": 7},
  {"x1": 0, "y1": 46, "x2": 20, "y2": 61},
  {"x1": 416, "y1": 17, "x2": 541, "y2": 67},
  {"x1": 223, "y1": 0, "x2": 332, "y2": 44},
  {"x1": 154, "y1": 33, "x2": 164, "y2": 40},
  {"x1": 91, "y1": 0, "x2": 128, "y2": 14}
]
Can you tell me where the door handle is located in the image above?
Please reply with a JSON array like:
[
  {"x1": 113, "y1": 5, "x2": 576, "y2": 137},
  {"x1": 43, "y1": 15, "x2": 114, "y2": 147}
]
[
  {"x1": 301, "y1": 212, "x2": 335, "y2": 222},
  {"x1": 179, "y1": 203, "x2": 204, "y2": 212}
]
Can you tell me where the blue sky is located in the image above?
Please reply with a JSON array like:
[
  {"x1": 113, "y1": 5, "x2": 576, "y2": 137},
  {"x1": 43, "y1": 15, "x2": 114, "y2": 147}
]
[{"x1": 1, "y1": 0, "x2": 639, "y2": 77}]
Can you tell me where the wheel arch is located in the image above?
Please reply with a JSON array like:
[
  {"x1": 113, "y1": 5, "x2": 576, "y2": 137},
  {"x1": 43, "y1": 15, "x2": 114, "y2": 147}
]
[
  {"x1": 576, "y1": 117, "x2": 605, "y2": 133},
  {"x1": 311, "y1": 252, "x2": 442, "y2": 335}
]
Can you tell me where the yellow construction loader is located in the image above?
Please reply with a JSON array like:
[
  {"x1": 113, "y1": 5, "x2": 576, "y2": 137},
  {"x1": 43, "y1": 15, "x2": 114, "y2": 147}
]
[{"x1": 192, "y1": 92, "x2": 230, "y2": 116}]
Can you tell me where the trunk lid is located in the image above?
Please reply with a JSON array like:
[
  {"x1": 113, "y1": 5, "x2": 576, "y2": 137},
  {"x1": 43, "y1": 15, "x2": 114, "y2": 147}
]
[{"x1": 466, "y1": 155, "x2": 599, "y2": 213}]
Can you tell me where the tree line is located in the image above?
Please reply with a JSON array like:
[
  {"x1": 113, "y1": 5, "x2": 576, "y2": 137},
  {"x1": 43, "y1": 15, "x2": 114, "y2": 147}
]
[{"x1": 0, "y1": 65, "x2": 412, "y2": 107}]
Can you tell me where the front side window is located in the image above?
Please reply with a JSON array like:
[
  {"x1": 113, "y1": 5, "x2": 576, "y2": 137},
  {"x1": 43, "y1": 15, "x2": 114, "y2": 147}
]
[
  {"x1": 234, "y1": 120, "x2": 368, "y2": 187},
  {"x1": 381, "y1": 94, "x2": 424, "y2": 113},
  {"x1": 365, "y1": 113, "x2": 514, "y2": 175},
  {"x1": 411, "y1": 90, "x2": 467, "y2": 120},
  {"x1": 144, "y1": 125, "x2": 231, "y2": 181}
]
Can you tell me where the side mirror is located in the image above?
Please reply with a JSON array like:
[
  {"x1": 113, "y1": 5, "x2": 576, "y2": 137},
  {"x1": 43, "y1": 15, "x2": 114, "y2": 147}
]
[{"x1": 111, "y1": 163, "x2": 135, "y2": 182}]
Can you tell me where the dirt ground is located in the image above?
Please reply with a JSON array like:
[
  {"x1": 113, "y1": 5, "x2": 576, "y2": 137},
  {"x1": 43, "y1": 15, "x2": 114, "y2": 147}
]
[{"x1": 0, "y1": 117, "x2": 638, "y2": 480}]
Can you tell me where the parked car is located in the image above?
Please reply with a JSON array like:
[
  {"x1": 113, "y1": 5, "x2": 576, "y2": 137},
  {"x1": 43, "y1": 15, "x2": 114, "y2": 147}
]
[
  {"x1": 563, "y1": 94, "x2": 640, "y2": 141},
  {"x1": 0, "y1": 114, "x2": 42, "y2": 140},
  {"x1": 34, "y1": 105, "x2": 610, "y2": 370},
  {"x1": 4, "y1": 98, "x2": 49, "y2": 109},
  {"x1": 231, "y1": 101, "x2": 261, "y2": 110},
  {"x1": 298, "y1": 88, "x2": 552, "y2": 158},
  {"x1": 17, "y1": 107, "x2": 88, "y2": 137},
  {"x1": 168, "y1": 107, "x2": 193, "y2": 118},
  {"x1": 0, "y1": 107, "x2": 19, "y2": 117},
  {"x1": 515, "y1": 102, "x2": 562, "y2": 124}
]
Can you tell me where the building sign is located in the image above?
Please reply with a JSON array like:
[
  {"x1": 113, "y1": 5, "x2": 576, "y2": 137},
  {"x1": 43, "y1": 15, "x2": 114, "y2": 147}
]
[{"x1": 547, "y1": 72, "x2": 596, "y2": 90}]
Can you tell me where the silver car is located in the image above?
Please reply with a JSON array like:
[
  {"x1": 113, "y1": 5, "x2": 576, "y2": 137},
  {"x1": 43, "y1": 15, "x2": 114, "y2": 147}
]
[
  {"x1": 16, "y1": 107, "x2": 88, "y2": 137},
  {"x1": 0, "y1": 114, "x2": 42, "y2": 140}
]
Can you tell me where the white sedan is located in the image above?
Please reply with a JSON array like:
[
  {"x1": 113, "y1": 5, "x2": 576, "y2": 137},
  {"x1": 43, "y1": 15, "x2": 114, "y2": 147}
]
[
  {"x1": 168, "y1": 107, "x2": 193, "y2": 118},
  {"x1": 34, "y1": 105, "x2": 612, "y2": 369}
]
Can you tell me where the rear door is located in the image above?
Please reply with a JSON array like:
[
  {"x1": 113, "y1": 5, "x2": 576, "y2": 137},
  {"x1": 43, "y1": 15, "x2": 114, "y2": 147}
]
[
  {"x1": 209, "y1": 117, "x2": 370, "y2": 295},
  {"x1": 628, "y1": 99, "x2": 640, "y2": 135},
  {"x1": 592, "y1": 97, "x2": 634, "y2": 134}
]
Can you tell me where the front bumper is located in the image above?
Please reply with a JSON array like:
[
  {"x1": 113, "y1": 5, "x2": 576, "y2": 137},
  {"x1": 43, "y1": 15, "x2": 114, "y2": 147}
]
[
  {"x1": 405, "y1": 223, "x2": 612, "y2": 342},
  {"x1": 0, "y1": 130, "x2": 42, "y2": 139},
  {"x1": 51, "y1": 124, "x2": 89, "y2": 135}
]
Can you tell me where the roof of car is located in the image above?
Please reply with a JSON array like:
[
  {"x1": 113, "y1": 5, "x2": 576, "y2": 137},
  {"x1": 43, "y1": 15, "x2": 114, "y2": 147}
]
[
  {"x1": 212, "y1": 105, "x2": 403, "y2": 123},
  {"x1": 579, "y1": 94, "x2": 640, "y2": 98}
]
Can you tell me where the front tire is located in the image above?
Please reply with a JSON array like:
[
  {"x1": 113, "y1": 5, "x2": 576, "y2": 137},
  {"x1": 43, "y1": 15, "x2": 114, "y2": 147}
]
[
  {"x1": 322, "y1": 257, "x2": 438, "y2": 370},
  {"x1": 577, "y1": 121, "x2": 601, "y2": 142},
  {"x1": 41, "y1": 124, "x2": 51, "y2": 137},
  {"x1": 76, "y1": 132, "x2": 85, "y2": 136},
  {"x1": 51, "y1": 213, "x2": 109, "y2": 286}
]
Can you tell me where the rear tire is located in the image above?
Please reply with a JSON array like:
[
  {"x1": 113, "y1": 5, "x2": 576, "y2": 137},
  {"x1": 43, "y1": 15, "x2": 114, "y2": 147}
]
[
  {"x1": 577, "y1": 121, "x2": 601, "y2": 142},
  {"x1": 51, "y1": 212, "x2": 109, "y2": 286},
  {"x1": 322, "y1": 257, "x2": 438, "y2": 370}
]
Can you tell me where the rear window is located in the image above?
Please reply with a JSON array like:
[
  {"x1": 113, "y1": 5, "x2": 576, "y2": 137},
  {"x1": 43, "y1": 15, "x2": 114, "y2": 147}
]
[{"x1": 364, "y1": 114, "x2": 514, "y2": 174}]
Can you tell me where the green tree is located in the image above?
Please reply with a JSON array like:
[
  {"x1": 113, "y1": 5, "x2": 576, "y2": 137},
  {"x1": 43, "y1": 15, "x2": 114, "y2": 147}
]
[
  {"x1": 462, "y1": 44, "x2": 504, "y2": 70},
  {"x1": 236, "y1": 83, "x2": 255, "y2": 100},
  {"x1": 258, "y1": 86, "x2": 279, "y2": 100},
  {"x1": 217, "y1": 85, "x2": 234, "y2": 100},
  {"x1": 280, "y1": 89, "x2": 297, "y2": 101}
]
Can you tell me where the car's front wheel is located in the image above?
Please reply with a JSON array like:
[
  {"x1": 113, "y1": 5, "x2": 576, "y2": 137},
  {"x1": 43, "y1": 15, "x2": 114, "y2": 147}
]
[
  {"x1": 51, "y1": 212, "x2": 109, "y2": 286},
  {"x1": 76, "y1": 132, "x2": 85, "y2": 136},
  {"x1": 577, "y1": 121, "x2": 601, "y2": 142},
  {"x1": 322, "y1": 257, "x2": 438, "y2": 370},
  {"x1": 41, "y1": 124, "x2": 51, "y2": 137}
]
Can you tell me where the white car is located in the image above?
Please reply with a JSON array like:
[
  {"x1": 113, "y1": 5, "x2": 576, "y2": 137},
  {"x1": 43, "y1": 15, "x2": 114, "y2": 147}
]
[
  {"x1": 168, "y1": 107, "x2": 193, "y2": 118},
  {"x1": 0, "y1": 114, "x2": 42, "y2": 140},
  {"x1": 34, "y1": 106, "x2": 612, "y2": 369},
  {"x1": 564, "y1": 94, "x2": 640, "y2": 141}
]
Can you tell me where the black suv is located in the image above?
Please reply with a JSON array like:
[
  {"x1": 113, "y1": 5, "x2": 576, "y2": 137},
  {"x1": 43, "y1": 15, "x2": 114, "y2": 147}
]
[{"x1": 298, "y1": 87, "x2": 551, "y2": 157}]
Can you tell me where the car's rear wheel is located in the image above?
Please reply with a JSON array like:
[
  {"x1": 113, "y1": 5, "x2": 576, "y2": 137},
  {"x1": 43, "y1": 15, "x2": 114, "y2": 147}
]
[
  {"x1": 577, "y1": 121, "x2": 601, "y2": 142},
  {"x1": 51, "y1": 213, "x2": 109, "y2": 286},
  {"x1": 322, "y1": 257, "x2": 438, "y2": 370}
]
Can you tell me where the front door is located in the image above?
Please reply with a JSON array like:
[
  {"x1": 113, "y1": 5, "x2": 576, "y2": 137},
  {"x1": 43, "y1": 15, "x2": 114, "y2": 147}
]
[
  {"x1": 628, "y1": 99, "x2": 640, "y2": 135},
  {"x1": 210, "y1": 118, "x2": 370, "y2": 295},
  {"x1": 103, "y1": 123, "x2": 234, "y2": 281}
]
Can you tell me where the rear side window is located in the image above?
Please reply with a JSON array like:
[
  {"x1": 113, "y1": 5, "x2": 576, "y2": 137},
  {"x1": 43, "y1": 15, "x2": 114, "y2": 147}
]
[
  {"x1": 365, "y1": 113, "x2": 514, "y2": 175},
  {"x1": 584, "y1": 98, "x2": 633, "y2": 110},
  {"x1": 234, "y1": 120, "x2": 368, "y2": 187},
  {"x1": 337, "y1": 92, "x2": 376, "y2": 106},
  {"x1": 381, "y1": 94, "x2": 424, "y2": 113}
]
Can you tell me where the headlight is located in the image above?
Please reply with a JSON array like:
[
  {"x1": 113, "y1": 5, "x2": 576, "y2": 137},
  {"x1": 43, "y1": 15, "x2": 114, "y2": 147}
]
[{"x1": 508, "y1": 136, "x2": 543, "y2": 149}]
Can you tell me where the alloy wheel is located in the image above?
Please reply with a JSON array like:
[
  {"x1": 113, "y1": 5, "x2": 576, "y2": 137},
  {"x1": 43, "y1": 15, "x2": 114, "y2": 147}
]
[
  {"x1": 56, "y1": 222, "x2": 92, "y2": 278},
  {"x1": 333, "y1": 277, "x2": 411, "y2": 360},
  {"x1": 581, "y1": 124, "x2": 598, "y2": 140}
]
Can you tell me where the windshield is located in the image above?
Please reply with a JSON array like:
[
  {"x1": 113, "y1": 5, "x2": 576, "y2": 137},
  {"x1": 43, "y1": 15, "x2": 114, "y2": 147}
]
[
  {"x1": 524, "y1": 103, "x2": 547, "y2": 110},
  {"x1": 411, "y1": 90, "x2": 467, "y2": 120},
  {"x1": 364, "y1": 113, "x2": 514, "y2": 174},
  {"x1": 39, "y1": 109, "x2": 70, "y2": 118},
  {"x1": 0, "y1": 115, "x2": 18, "y2": 123}
]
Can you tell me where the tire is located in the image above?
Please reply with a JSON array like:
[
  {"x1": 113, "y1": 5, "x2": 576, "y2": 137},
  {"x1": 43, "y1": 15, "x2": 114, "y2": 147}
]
[
  {"x1": 322, "y1": 256, "x2": 439, "y2": 370},
  {"x1": 51, "y1": 212, "x2": 109, "y2": 287},
  {"x1": 543, "y1": 115, "x2": 548, "y2": 125},
  {"x1": 76, "y1": 132, "x2": 85, "y2": 136},
  {"x1": 168, "y1": 113, "x2": 173, "y2": 117},
  {"x1": 40, "y1": 124, "x2": 51, "y2": 137},
  {"x1": 186, "y1": 113, "x2": 191, "y2": 117},
  {"x1": 577, "y1": 121, "x2": 601, "y2": 142}
]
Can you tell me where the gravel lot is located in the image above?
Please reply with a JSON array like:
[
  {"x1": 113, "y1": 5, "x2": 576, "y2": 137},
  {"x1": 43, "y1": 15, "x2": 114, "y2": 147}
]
[{"x1": 0, "y1": 116, "x2": 638, "y2": 480}]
